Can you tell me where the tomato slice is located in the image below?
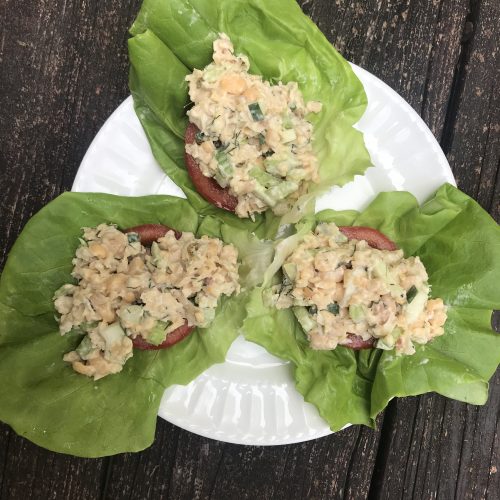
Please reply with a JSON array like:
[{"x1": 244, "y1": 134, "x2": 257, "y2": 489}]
[
  {"x1": 184, "y1": 123, "x2": 238, "y2": 212},
  {"x1": 124, "y1": 223, "x2": 181, "y2": 244},
  {"x1": 336, "y1": 226, "x2": 397, "y2": 350},
  {"x1": 339, "y1": 226, "x2": 397, "y2": 251},
  {"x1": 122, "y1": 223, "x2": 194, "y2": 350},
  {"x1": 132, "y1": 322, "x2": 195, "y2": 351}
]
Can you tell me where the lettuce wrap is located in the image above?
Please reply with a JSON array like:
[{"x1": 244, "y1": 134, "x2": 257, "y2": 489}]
[
  {"x1": 0, "y1": 192, "x2": 273, "y2": 457},
  {"x1": 243, "y1": 184, "x2": 500, "y2": 430},
  {"x1": 128, "y1": 0, "x2": 371, "y2": 226}
]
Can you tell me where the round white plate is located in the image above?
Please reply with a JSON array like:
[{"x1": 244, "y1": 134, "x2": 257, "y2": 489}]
[{"x1": 73, "y1": 64, "x2": 455, "y2": 445}]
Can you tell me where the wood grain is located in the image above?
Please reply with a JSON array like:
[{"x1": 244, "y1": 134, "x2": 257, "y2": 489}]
[{"x1": 0, "y1": 0, "x2": 498, "y2": 499}]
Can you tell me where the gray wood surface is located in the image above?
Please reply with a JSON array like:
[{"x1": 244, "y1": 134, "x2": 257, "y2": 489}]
[{"x1": 0, "y1": 0, "x2": 498, "y2": 498}]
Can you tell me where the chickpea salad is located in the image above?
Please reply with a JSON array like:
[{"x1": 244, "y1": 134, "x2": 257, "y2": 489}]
[
  {"x1": 54, "y1": 224, "x2": 240, "y2": 380},
  {"x1": 185, "y1": 34, "x2": 322, "y2": 218},
  {"x1": 266, "y1": 223, "x2": 447, "y2": 355}
]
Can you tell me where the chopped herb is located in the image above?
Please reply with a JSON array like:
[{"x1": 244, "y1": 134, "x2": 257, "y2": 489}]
[
  {"x1": 289, "y1": 103, "x2": 297, "y2": 111},
  {"x1": 262, "y1": 149, "x2": 274, "y2": 158},
  {"x1": 195, "y1": 131, "x2": 206, "y2": 144},
  {"x1": 327, "y1": 303, "x2": 340, "y2": 315},
  {"x1": 258, "y1": 133, "x2": 266, "y2": 145},
  {"x1": 248, "y1": 102, "x2": 264, "y2": 121},
  {"x1": 406, "y1": 285, "x2": 418, "y2": 303},
  {"x1": 307, "y1": 305, "x2": 318, "y2": 315},
  {"x1": 213, "y1": 139, "x2": 224, "y2": 149}
]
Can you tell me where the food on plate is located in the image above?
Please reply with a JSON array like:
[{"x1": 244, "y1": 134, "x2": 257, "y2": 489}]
[
  {"x1": 184, "y1": 34, "x2": 322, "y2": 218},
  {"x1": 243, "y1": 184, "x2": 500, "y2": 431},
  {"x1": 129, "y1": 0, "x2": 371, "y2": 225},
  {"x1": 267, "y1": 223, "x2": 447, "y2": 354},
  {"x1": 54, "y1": 223, "x2": 240, "y2": 380}
]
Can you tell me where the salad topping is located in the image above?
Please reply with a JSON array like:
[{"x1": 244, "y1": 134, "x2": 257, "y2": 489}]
[
  {"x1": 269, "y1": 223, "x2": 447, "y2": 355},
  {"x1": 185, "y1": 34, "x2": 322, "y2": 218},
  {"x1": 54, "y1": 224, "x2": 240, "y2": 379}
]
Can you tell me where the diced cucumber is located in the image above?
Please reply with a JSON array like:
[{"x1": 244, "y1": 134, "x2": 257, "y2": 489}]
[
  {"x1": 349, "y1": 304, "x2": 365, "y2": 323},
  {"x1": 372, "y1": 261, "x2": 388, "y2": 279},
  {"x1": 267, "y1": 181, "x2": 298, "y2": 200},
  {"x1": 388, "y1": 284, "x2": 405, "y2": 299},
  {"x1": 248, "y1": 102, "x2": 264, "y2": 121},
  {"x1": 146, "y1": 320, "x2": 171, "y2": 346},
  {"x1": 199, "y1": 308, "x2": 215, "y2": 328},
  {"x1": 405, "y1": 290, "x2": 427, "y2": 324},
  {"x1": 283, "y1": 263, "x2": 297, "y2": 282},
  {"x1": 100, "y1": 323, "x2": 126, "y2": 347},
  {"x1": 293, "y1": 306, "x2": 316, "y2": 333},
  {"x1": 376, "y1": 336, "x2": 395, "y2": 350},
  {"x1": 281, "y1": 129, "x2": 297, "y2": 143},
  {"x1": 76, "y1": 335, "x2": 95, "y2": 360},
  {"x1": 282, "y1": 113, "x2": 294, "y2": 129},
  {"x1": 215, "y1": 151, "x2": 233, "y2": 179},
  {"x1": 249, "y1": 166, "x2": 280, "y2": 188},
  {"x1": 118, "y1": 305, "x2": 144, "y2": 325},
  {"x1": 253, "y1": 183, "x2": 277, "y2": 207},
  {"x1": 127, "y1": 232, "x2": 140, "y2": 243}
]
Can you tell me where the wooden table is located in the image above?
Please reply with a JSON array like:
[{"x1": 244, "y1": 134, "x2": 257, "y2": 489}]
[{"x1": 0, "y1": 1, "x2": 498, "y2": 498}]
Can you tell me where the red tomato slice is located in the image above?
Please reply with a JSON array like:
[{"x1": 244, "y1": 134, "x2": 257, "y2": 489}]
[
  {"x1": 336, "y1": 226, "x2": 397, "y2": 350},
  {"x1": 132, "y1": 322, "x2": 195, "y2": 351},
  {"x1": 184, "y1": 123, "x2": 238, "y2": 212},
  {"x1": 339, "y1": 226, "x2": 397, "y2": 251},
  {"x1": 122, "y1": 224, "x2": 194, "y2": 350}
]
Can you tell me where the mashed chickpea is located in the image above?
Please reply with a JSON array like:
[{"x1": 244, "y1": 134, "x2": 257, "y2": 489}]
[
  {"x1": 54, "y1": 224, "x2": 240, "y2": 379},
  {"x1": 186, "y1": 34, "x2": 322, "y2": 218},
  {"x1": 270, "y1": 223, "x2": 447, "y2": 355}
]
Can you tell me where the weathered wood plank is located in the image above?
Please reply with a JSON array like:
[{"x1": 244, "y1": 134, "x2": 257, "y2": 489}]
[
  {"x1": 367, "y1": 1, "x2": 500, "y2": 498},
  {"x1": 0, "y1": 0, "x2": 142, "y2": 269},
  {"x1": 105, "y1": 419, "x2": 382, "y2": 500},
  {"x1": 0, "y1": 428, "x2": 10, "y2": 498},
  {"x1": 300, "y1": 0, "x2": 470, "y2": 139},
  {"x1": 0, "y1": 434, "x2": 106, "y2": 499},
  {"x1": 442, "y1": 0, "x2": 500, "y2": 220}
]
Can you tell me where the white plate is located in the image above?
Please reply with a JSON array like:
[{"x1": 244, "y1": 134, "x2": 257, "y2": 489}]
[{"x1": 73, "y1": 64, "x2": 455, "y2": 445}]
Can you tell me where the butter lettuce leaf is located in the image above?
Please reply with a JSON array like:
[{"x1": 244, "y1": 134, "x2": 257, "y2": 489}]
[
  {"x1": 0, "y1": 192, "x2": 268, "y2": 457},
  {"x1": 128, "y1": 0, "x2": 371, "y2": 228},
  {"x1": 243, "y1": 184, "x2": 500, "y2": 430}
]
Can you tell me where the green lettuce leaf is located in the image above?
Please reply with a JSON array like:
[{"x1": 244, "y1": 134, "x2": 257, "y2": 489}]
[
  {"x1": 0, "y1": 192, "x2": 269, "y2": 457},
  {"x1": 128, "y1": 0, "x2": 371, "y2": 226},
  {"x1": 243, "y1": 184, "x2": 500, "y2": 430}
]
